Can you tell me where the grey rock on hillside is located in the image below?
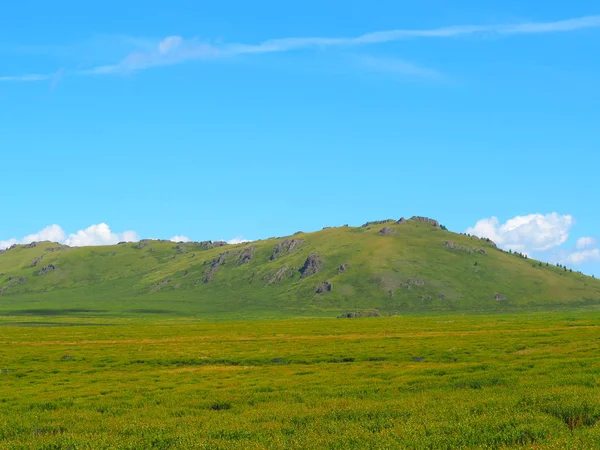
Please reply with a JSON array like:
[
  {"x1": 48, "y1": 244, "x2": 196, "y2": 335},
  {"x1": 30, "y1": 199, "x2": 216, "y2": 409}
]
[
  {"x1": 300, "y1": 253, "x2": 323, "y2": 279},
  {"x1": 316, "y1": 281, "x2": 332, "y2": 294},
  {"x1": 410, "y1": 216, "x2": 440, "y2": 228},
  {"x1": 237, "y1": 246, "x2": 255, "y2": 265},
  {"x1": 203, "y1": 251, "x2": 232, "y2": 283},
  {"x1": 362, "y1": 219, "x2": 393, "y2": 227},
  {"x1": 198, "y1": 241, "x2": 228, "y2": 250},
  {"x1": 268, "y1": 266, "x2": 289, "y2": 285},
  {"x1": 270, "y1": 239, "x2": 304, "y2": 260}
]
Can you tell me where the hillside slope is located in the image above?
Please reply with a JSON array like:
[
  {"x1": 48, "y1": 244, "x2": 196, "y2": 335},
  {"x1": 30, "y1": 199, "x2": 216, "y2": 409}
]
[{"x1": 1, "y1": 217, "x2": 599, "y2": 318}]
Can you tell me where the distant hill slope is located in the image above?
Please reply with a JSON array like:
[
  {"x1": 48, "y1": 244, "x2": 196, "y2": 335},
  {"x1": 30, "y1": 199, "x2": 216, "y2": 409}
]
[{"x1": 1, "y1": 217, "x2": 599, "y2": 318}]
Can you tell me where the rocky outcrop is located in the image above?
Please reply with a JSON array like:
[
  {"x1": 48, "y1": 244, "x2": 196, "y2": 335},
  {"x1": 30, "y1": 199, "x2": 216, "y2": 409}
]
[
  {"x1": 338, "y1": 309, "x2": 381, "y2": 319},
  {"x1": 0, "y1": 277, "x2": 25, "y2": 294},
  {"x1": 316, "y1": 281, "x2": 332, "y2": 294},
  {"x1": 45, "y1": 246, "x2": 68, "y2": 252},
  {"x1": 203, "y1": 251, "x2": 232, "y2": 283},
  {"x1": 362, "y1": 219, "x2": 393, "y2": 227},
  {"x1": 485, "y1": 238, "x2": 497, "y2": 248},
  {"x1": 31, "y1": 256, "x2": 44, "y2": 267},
  {"x1": 397, "y1": 217, "x2": 407, "y2": 225},
  {"x1": 198, "y1": 241, "x2": 228, "y2": 250},
  {"x1": 151, "y1": 278, "x2": 172, "y2": 292},
  {"x1": 378, "y1": 226, "x2": 396, "y2": 235},
  {"x1": 410, "y1": 216, "x2": 440, "y2": 228},
  {"x1": 445, "y1": 241, "x2": 470, "y2": 252},
  {"x1": 270, "y1": 239, "x2": 304, "y2": 260},
  {"x1": 237, "y1": 246, "x2": 255, "y2": 265},
  {"x1": 268, "y1": 266, "x2": 289, "y2": 285},
  {"x1": 25, "y1": 242, "x2": 37, "y2": 248},
  {"x1": 38, "y1": 265, "x2": 56, "y2": 275},
  {"x1": 470, "y1": 236, "x2": 497, "y2": 248},
  {"x1": 479, "y1": 237, "x2": 497, "y2": 247},
  {"x1": 299, "y1": 253, "x2": 323, "y2": 279},
  {"x1": 339, "y1": 263, "x2": 349, "y2": 272},
  {"x1": 445, "y1": 241, "x2": 487, "y2": 255}
]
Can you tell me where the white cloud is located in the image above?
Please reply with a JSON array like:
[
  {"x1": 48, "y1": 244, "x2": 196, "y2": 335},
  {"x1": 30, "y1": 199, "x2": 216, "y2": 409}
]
[
  {"x1": 227, "y1": 237, "x2": 251, "y2": 245},
  {"x1": 466, "y1": 213, "x2": 573, "y2": 253},
  {"x1": 6, "y1": 15, "x2": 600, "y2": 80},
  {"x1": 564, "y1": 249, "x2": 600, "y2": 265},
  {"x1": 357, "y1": 55, "x2": 444, "y2": 80},
  {"x1": 576, "y1": 236, "x2": 596, "y2": 250},
  {"x1": 0, "y1": 238, "x2": 18, "y2": 250},
  {"x1": 64, "y1": 223, "x2": 138, "y2": 247},
  {"x1": 0, "y1": 223, "x2": 139, "y2": 249},
  {"x1": 79, "y1": 14, "x2": 600, "y2": 76},
  {"x1": 158, "y1": 36, "x2": 183, "y2": 54},
  {"x1": 170, "y1": 235, "x2": 190, "y2": 243},
  {"x1": 0, "y1": 73, "x2": 51, "y2": 82},
  {"x1": 21, "y1": 224, "x2": 66, "y2": 244}
]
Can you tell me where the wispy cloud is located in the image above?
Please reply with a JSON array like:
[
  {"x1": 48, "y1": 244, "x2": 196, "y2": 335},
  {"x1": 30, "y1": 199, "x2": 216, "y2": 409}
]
[
  {"x1": 85, "y1": 15, "x2": 600, "y2": 75},
  {"x1": 357, "y1": 55, "x2": 445, "y2": 80},
  {"x1": 0, "y1": 73, "x2": 51, "y2": 82},
  {"x1": 0, "y1": 68, "x2": 65, "y2": 86},
  {"x1": 49, "y1": 68, "x2": 65, "y2": 91},
  {"x1": 4, "y1": 15, "x2": 600, "y2": 80}
]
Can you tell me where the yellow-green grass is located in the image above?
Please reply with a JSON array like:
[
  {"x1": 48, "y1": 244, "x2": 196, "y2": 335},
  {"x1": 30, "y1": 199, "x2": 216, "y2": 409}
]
[
  {"x1": 1, "y1": 220, "x2": 600, "y2": 318},
  {"x1": 1, "y1": 313, "x2": 599, "y2": 449}
]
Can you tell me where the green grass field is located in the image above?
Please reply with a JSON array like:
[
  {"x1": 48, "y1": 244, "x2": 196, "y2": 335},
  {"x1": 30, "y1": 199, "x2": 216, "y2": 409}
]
[{"x1": 2, "y1": 313, "x2": 599, "y2": 449}]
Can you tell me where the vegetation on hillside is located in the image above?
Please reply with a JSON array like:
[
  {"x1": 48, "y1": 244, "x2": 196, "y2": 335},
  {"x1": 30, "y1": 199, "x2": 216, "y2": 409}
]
[{"x1": 1, "y1": 217, "x2": 599, "y2": 318}]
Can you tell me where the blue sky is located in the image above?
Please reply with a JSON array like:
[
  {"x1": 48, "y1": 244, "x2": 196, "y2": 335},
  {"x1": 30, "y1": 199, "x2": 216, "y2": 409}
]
[{"x1": 1, "y1": 1, "x2": 599, "y2": 275}]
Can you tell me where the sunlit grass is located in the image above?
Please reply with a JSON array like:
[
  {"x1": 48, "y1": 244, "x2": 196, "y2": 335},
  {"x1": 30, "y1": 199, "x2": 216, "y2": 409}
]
[{"x1": 1, "y1": 313, "x2": 599, "y2": 448}]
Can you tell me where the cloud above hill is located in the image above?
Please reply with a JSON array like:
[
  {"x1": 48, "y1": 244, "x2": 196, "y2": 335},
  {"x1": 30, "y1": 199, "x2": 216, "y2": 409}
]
[
  {"x1": 170, "y1": 235, "x2": 190, "y2": 243},
  {"x1": 576, "y1": 236, "x2": 596, "y2": 250},
  {"x1": 467, "y1": 213, "x2": 599, "y2": 269},
  {"x1": 0, "y1": 223, "x2": 139, "y2": 249},
  {"x1": 564, "y1": 248, "x2": 600, "y2": 265},
  {"x1": 466, "y1": 213, "x2": 573, "y2": 254},
  {"x1": 0, "y1": 224, "x2": 254, "y2": 250},
  {"x1": 227, "y1": 237, "x2": 251, "y2": 244}
]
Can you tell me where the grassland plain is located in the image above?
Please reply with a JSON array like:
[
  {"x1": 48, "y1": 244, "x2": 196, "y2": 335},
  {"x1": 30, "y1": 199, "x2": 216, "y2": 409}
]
[
  {"x1": 1, "y1": 313, "x2": 600, "y2": 449},
  {"x1": 1, "y1": 218, "x2": 600, "y2": 318}
]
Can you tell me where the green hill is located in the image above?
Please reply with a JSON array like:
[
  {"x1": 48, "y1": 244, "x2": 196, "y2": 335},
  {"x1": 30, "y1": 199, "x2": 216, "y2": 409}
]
[{"x1": 1, "y1": 217, "x2": 599, "y2": 318}]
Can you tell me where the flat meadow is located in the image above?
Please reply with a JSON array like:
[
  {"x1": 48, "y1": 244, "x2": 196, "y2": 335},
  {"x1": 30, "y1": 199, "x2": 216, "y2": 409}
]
[{"x1": 1, "y1": 313, "x2": 599, "y2": 449}]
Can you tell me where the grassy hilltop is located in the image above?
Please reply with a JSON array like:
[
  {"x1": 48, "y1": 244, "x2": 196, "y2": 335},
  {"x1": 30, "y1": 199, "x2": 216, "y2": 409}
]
[{"x1": 1, "y1": 216, "x2": 599, "y2": 318}]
